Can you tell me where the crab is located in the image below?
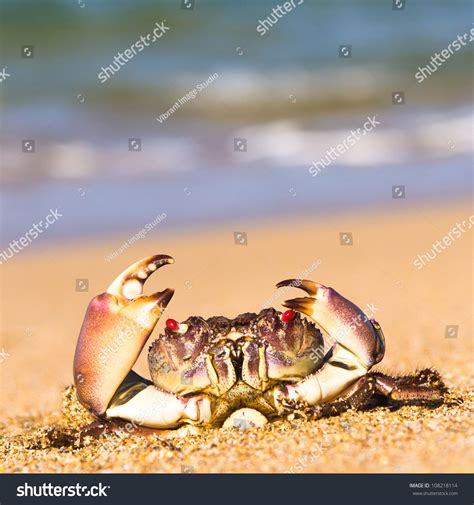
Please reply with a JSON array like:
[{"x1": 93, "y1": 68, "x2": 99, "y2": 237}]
[{"x1": 73, "y1": 254, "x2": 446, "y2": 432}]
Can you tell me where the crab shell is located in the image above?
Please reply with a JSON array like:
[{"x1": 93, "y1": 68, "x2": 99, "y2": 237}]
[{"x1": 147, "y1": 308, "x2": 325, "y2": 396}]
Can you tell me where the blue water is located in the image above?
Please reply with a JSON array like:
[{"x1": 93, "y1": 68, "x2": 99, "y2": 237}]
[
  {"x1": 0, "y1": 0, "x2": 472, "y2": 245},
  {"x1": 1, "y1": 155, "x2": 471, "y2": 246}
]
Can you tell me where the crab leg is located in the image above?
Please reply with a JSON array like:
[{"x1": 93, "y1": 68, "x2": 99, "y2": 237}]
[
  {"x1": 104, "y1": 370, "x2": 212, "y2": 428},
  {"x1": 73, "y1": 255, "x2": 175, "y2": 417},
  {"x1": 272, "y1": 280, "x2": 385, "y2": 407},
  {"x1": 372, "y1": 369, "x2": 446, "y2": 401},
  {"x1": 298, "y1": 369, "x2": 446, "y2": 420}
]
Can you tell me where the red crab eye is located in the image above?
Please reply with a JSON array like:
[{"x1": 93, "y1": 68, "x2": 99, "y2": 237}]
[
  {"x1": 166, "y1": 318, "x2": 180, "y2": 331},
  {"x1": 281, "y1": 309, "x2": 296, "y2": 322}
]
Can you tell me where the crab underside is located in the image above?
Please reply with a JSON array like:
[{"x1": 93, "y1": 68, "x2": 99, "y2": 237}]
[{"x1": 73, "y1": 255, "x2": 447, "y2": 433}]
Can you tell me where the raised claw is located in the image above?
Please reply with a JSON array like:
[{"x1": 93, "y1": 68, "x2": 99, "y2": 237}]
[
  {"x1": 277, "y1": 279, "x2": 384, "y2": 368},
  {"x1": 273, "y1": 279, "x2": 385, "y2": 406},
  {"x1": 73, "y1": 255, "x2": 174, "y2": 417}
]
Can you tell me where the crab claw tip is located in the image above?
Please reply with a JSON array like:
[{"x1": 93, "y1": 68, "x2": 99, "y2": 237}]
[
  {"x1": 276, "y1": 279, "x2": 320, "y2": 296},
  {"x1": 153, "y1": 287, "x2": 175, "y2": 308},
  {"x1": 107, "y1": 254, "x2": 174, "y2": 302},
  {"x1": 281, "y1": 296, "x2": 315, "y2": 316}
]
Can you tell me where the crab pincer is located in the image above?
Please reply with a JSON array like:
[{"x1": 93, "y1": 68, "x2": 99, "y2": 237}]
[
  {"x1": 272, "y1": 280, "x2": 385, "y2": 408},
  {"x1": 73, "y1": 255, "x2": 175, "y2": 417},
  {"x1": 74, "y1": 254, "x2": 213, "y2": 429}
]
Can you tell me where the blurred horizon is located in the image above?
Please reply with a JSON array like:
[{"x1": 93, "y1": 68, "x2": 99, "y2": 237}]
[{"x1": 0, "y1": 0, "x2": 472, "y2": 245}]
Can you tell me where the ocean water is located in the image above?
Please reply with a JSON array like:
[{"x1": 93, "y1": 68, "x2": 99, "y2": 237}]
[{"x1": 0, "y1": 0, "x2": 472, "y2": 245}]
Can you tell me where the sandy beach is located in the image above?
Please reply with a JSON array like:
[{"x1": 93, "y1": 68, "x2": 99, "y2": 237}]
[{"x1": 0, "y1": 201, "x2": 472, "y2": 473}]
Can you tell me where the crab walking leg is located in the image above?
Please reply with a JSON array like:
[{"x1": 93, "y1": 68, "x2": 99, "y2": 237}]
[
  {"x1": 372, "y1": 369, "x2": 446, "y2": 401},
  {"x1": 274, "y1": 280, "x2": 385, "y2": 406},
  {"x1": 73, "y1": 255, "x2": 174, "y2": 417},
  {"x1": 309, "y1": 375, "x2": 377, "y2": 418}
]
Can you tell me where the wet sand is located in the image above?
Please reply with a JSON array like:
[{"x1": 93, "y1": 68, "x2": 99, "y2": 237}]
[{"x1": 0, "y1": 201, "x2": 472, "y2": 473}]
